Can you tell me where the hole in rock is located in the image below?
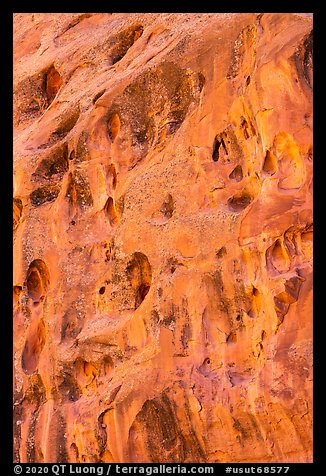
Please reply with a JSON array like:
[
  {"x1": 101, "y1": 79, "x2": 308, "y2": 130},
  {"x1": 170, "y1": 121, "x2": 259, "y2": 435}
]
[
  {"x1": 198, "y1": 358, "x2": 212, "y2": 376},
  {"x1": 13, "y1": 197, "x2": 23, "y2": 212},
  {"x1": 66, "y1": 170, "x2": 93, "y2": 209},
  {"x1": 100, "y1": 355, "x2": 114, "y2": 379},
  {"x1": 165, "y1": 257, "x2": 182, "y2": 274},
  {"x1": 145, "y1": 55, "x2": 155, "y2": 65},
  {"x1": 62, "y1": 14, "x2": 93, "y2": 34},
  {"x1": 301, "y1": 229, "x2": 313, "y2": 242},
  {"x1": 70, "y1": 443, "x2": 79, "y2": 462},
  {"x1": 228, "y1": 191, "x2": 253, "y2": 211},
  {"x1": 107, "y1": 163, "x2": 117, "y2": 190},
  {"x1": 27, "y1": 271, "x2": 43, "y2": 300},
  {"x1": 229, "y1": 165, "x2": 243, "y2": 182},
  {"x1": 246, "y1": 75, "x2": 251, "y2": 86},
  {"x1": 267, "y1": 238, "x2": 291, "y2": 273},
  {"x1": 146, "y1": 32, "x2": 154, "y2": 44},
  {"x1": 61, "y1": 308, "x2": 84, "y2": 341},
  {"x1": 93, "y1": 89, "x2": 106, "y2": 104},
  {"x1": 213, "y1": 131, "x2": 229, "y2": 162},
  {"x1": 128, "y1": 394, "x2": 191, "y2": 460},
  {"x1": 14, "y1": 74, "x2": 48, "y2": 124},
  {"x1": 26, "y1": 259, "x2": 50, "y2": 302},
  {"x1": 98, "y1": 410, "x2": 109, "y2": 452},
  {"x1": 294, "y1": 30, "x2": 313, "y2": 88},
  {"x1": 273, "y1": 296, "x2": 290, "y2": 322},
  {"x1": 13, "y1": 197, "x2": 23, "y2": 230},
  {"x1": 236, "y1": 314, "x2": 241, "y2": 321},
  {"x1": 160, "y1": 193, "x2": 174, "y2": 219},
  {"x1": 21, "y1": 319, "x2": 46, "y2": 375},
  {"x1": 284, "y1": 230, "x2": 297, "y2": 257},
  {"x1": 212, "y1": 137, "x2": 221, "y2": 162},
  {"x1": 14, "y1": 285, "x2": 23, "y2": 296},
  {"x1": 116, "y1": 61, "x2": 197, "y2": 161},
  {"x1": 197, "y1": 72, "x2": 206, "y2": 92},
  {"x1": 135, "y1": 284, "x2": 150, "y2": 309},
  {"x1": 103, "y1": 241, "x2": 113, "y2": 262},
  {"x1": 53, "y1": 109, "x2": 80, "y2": 139},
  {"x1": 33, "y1": 143, "x2": 69, "y2": 181},
  {"x1": 58, "y1": 373, "x2": 81, "y2": 402},
  {"x1": 109, "y1": 384, "x2": 122, "y2": 404},
  {"x1": 69, "y1": 150, "x2": 75, "y2": 161},
  {"x1": 151, "y1": 309, "x2": 160, "y2": 323},
  {"x1": 248, "y1": 309, "x2": 256, "y2": 319},
  {"x1": 30, "y1": 184, "x2": 61, "y2": 206},
  {"x1": 107, "y1": 113, "x2": 120, "y2": 143},
  {"x1": 303, "y1": 31, "x2": 313, "y2": 86},
  {"x1": 45, "y1": 65, "x2": 62, "y2": 105},
  {"x1": 216, "y1": 246, "x2": 227, "y2": 258},
  {"x1": 104, "y1": 197, "x2": 119, "y2": 226},
  {"x1": 252, "y1": 286, "x2": 259, "y2": 297},
  {"x1": 99, "y1": 286, "x2": 106, "y2": 295},
  {"x1": 284, "y1": 275, "x2": 305, "y2": 302},
  {"x1": 23, "y1": 373, "x2": 46, "y2": 407},
  {"x1": 262, "y1": 149, "x2": 278, "y2": 174},
  {"x1": 126, "y1": 252, "x2": 152, "y2": 309},
  {"x1": 241, "y1": 117, "x2": 250, "y2": 140},
  {"x1": 226, "y1": 332, "x2": 237, "y2": 344},
  {"x1": 110, "y1": 25, "x2": 144, "y2": 65}
]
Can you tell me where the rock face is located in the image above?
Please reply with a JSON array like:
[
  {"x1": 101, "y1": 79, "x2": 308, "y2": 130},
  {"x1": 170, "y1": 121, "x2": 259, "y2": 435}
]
[{"x1": 13, "y1": 13, "x2": 313, "y2": 463}]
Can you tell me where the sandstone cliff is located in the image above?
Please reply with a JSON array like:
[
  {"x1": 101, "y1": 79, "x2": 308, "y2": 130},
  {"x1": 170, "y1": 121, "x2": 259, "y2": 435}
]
[{"x1": 13, "y1": 13, "x2": 313, "y2": 463}]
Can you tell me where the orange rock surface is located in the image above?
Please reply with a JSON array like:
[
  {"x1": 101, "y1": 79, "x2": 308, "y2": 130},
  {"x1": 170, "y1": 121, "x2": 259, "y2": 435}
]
[{"x1": 13, "y1": 13, "x2": 313, "y2": 463}]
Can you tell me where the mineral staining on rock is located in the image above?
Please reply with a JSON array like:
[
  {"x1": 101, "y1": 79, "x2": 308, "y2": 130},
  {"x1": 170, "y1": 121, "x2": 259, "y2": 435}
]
[{"x1": 13, "y1": 13, "x2": 312, "y2": 463}]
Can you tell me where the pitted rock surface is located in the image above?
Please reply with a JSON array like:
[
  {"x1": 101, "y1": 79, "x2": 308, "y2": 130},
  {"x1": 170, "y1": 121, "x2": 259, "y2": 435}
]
[{"x1": 14, "y1": 13, "x2": 312, "y2": 463}]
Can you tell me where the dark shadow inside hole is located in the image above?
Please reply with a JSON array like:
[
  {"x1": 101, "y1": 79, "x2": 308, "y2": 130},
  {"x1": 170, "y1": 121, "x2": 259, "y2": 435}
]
[
  {"x1": 135, "y1": 283, "x2": 150, "y2": 309},
  {"x1": 212, "y1": 137, "x2": 221, "y2": 162}
]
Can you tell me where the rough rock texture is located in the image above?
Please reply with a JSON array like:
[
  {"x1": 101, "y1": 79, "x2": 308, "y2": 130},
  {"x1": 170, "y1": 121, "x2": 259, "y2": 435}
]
[{"x1": 13, "y1": 13, "x2": 313, "y2": 463}]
